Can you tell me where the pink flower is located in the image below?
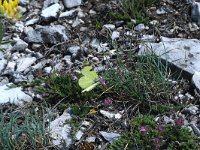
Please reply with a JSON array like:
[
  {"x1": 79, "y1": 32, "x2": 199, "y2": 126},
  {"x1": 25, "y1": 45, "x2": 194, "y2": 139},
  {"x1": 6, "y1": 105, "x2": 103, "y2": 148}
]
[
  {"x1": 156, "y1": 124, "x2": 164, "y2": 132},
  {"x1": 175, "y1": 117, "x2": 184, "y2": 127},
  {"x1": 99, "y1": 78, "x2": 107, "y2": 86},
  {"x1": 140, "y1": 126, "x2": 148, "y2": 134},
  {"x1": 153, "y1": 138, "x2": 161, "y2": 149},
  {"x1": 103, "y1": 97, "x2": 113, "y2": 106}
]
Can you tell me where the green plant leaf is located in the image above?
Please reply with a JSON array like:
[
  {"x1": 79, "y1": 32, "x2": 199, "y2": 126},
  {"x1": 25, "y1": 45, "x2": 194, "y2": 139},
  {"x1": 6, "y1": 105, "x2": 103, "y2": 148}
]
[{"x1": 0, "y1": 23, "x2": 4, "y2": 43}]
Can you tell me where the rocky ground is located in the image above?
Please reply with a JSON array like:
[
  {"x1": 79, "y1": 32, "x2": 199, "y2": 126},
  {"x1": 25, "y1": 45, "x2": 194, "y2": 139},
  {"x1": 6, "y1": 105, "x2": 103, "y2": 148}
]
[{"x1": 0, "y1": 0, "x2": 200, "y2": 149}]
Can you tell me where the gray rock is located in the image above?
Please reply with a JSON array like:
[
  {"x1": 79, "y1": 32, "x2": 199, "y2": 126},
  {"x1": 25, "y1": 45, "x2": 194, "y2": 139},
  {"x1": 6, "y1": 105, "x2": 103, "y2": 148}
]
[
  {"x1": 156, "y1": 6, "x2": 174, "y2": 15},
  {"x1": 139, "y1": 37, "x2": 200, "y2": 75},
  {"x1": 44, "y1": 66, "x2": 52, "y2": 74},
  {"x1": 43, "y1": 0, "x2": 59, "y2": 9},
  {"x1": 72, "y1": 17, "x2": 82, "y2": 27},
  {"x1": 0, "y1": 83, "x2": 33, "y2": 106},
  {"x1": 94, "y1": 66, "x2": 105, "y2": 73},
  {"x1": 59, "y1": 9, "x2": 77, "y2": 18},
  {"x1": 111, "y1": 31, "x2": 120, "y2": 40},
  {"x1": 25, "y1": 18, "x2": 39, "y2": 26},
  {"x1": 75, "y1": 130, "x2": 84, "y2": 140},
  {"x1": 90, "y1": 39, "x2": 109, "y2": 52},
  {"x1": 32, "y1": 60, "x2": 49, "y2": 70},
  {"x1": 103, "y1": 24, "x2": 115, "y2": 30},
  {"x1": 0, "y1": 77, "x2": 9, "y2": 86},
  {"x1": 41, "y1": 3, "x2": 61, "y2": 20},
  {"x1": 191, "y1": 2, "x2": 200, "y2": 25},
  {"x1": 49, "y1": 109, "x2": 72, "y2": 147},
  {"x1": 184, "y1": 105, "x2": 198, "y2": 115},
  {"x1": 25, "y1": 25, "x2": 69, "y2": 44},
  {"x1": 54, "y1": 62, "x2": 63, "y2": 71},
  {"x1": 32, "y1": 44, "x2": 42, "y2": 51},
  {"x1": 134, "y1": 24, "x2": 145, "y2": 32},
  {"x1": 63, "y1": 0, "x2": 81, "y2": 8},
  {"x1": 99, "y1": 131, "x2": 120, "y2": 143},
  {"x1": 89, "y1": 9, "x2": 96, "y2": 15},
  {"x1": 0, "y1": 43, "x2": 12, "y2": 52},
  {"x1": 188, "y1": 22, "x2": 199, "y2": 31},
  {"x1": 15, "y1": 21, "x2": 25, "y2": 32},
  {"x1": 86, "y1": 136, "x2": 96, "y2": 143},
  {"x1": 13, "y1": 73, "x2": 34, "y2": 83},
  {"x1": 163, "y1": 115, "x2": 174, "y2": 124},
  {"x1": 16, "y1": 57, "x2": 36, "y2": 72},
  {"x1": 12, "y1": 39, "x2": 28, "y2": 51},
  {"x1": 190, "y1": 123, "x2": 200, "y2": 136},
  {"x1": 192, "y1": 71, "x2": 200, "y2": 92},
  {"x1": 0, "y1": 59, "x2": 7, "y2": 73},
  {"x1": 68, "y1": 46, "x2": 81, "y2": 54},
  {"x1": 19, "y1": 0, "x2": 29, "y2": 5}
]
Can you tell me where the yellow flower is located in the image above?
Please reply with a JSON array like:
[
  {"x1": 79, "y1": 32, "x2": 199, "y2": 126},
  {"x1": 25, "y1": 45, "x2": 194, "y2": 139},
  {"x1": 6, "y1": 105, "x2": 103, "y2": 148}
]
[{"x1": 0, "y1": 0, "x2": 21, "y2": 20}]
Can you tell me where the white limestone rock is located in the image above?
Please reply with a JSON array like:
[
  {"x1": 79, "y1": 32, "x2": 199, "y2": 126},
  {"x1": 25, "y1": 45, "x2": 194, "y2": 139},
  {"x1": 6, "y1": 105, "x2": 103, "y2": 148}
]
[
  {"x1": 63, "y1": 0, "x2": 81, "y2": 8},
  {"x1": 16, "y1": 57, "x2": 36, "y2": 72},
  {"x1": 103, "y1": 24, "x2": 115, "y2": 30},
  {"x1": 139, "y1": 37, "x2": 200, "y2": 75},
  {"x1": 99, "y1": 131, "x2": 120, "y2": 143},
  {"x1": 59, "y1": 9, "x2": 77, "y2": 18},
  {"x1": 191, "y1": 2, "x2": 200, "y2": 25},
  {"x1": 41, "y1": 3, "x2": 61, "y2": 20},
  {"x1": 49, "y1": 109, "x2": 72, "y2": 147},
  {"x1": 192, "y1": 71, "x2": 200, "y2": 92},
  {"x1": 111, "y1": 31, "x2": 120, "y2": 40},
  {"x1": 0, "y1": 83, "x2": 32, "y2": 106},
  {"x1": 25, "y1": 18, "x2": 39, "y2": 26},
  {"x1": 0, "y1": 59, "x2": 7, "y2": 73},
  {"x1": 12, "y1": 38, "x2": 28, "y2": 51}
]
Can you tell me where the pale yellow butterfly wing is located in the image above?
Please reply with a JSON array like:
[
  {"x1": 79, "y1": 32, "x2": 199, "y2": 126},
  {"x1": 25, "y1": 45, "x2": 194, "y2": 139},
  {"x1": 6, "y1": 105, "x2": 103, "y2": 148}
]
[
  {"x1": 81, "y1": 82, "x2": 99, "y2": 93},
  {"x1": 78, "y1": 76, "x2": 93, "y2": 89}
]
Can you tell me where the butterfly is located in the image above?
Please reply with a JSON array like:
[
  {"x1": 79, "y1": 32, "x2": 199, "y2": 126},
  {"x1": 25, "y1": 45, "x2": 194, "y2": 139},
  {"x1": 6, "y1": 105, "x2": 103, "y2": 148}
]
[{"x1": 78, "y1": 66, "x2": 99, "y2": 93}]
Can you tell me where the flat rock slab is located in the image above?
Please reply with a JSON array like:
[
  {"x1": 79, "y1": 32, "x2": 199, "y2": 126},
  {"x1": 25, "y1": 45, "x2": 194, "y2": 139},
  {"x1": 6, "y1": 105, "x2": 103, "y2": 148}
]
[
  {"x1": 0, "y1": 84, "x2": 32, "y2": 106},
  {"x1": 139, "y1": 36, "x2": 200, "y2": 75},
  {"x1": 25, "y1": 25, "x2": 69, "y2": 44}
]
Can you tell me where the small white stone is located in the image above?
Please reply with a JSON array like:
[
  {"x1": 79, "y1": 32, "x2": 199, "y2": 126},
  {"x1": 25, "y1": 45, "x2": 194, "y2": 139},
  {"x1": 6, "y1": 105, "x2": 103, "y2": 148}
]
[
  {"x1": 178, "y1": 94, "x2": 185, "y2": 100},
  {"x1": 86, "y1": 136, "x2": 96, "y2": 143},
  {"x1": 150, "y1": 20, "x2": 158, "y2": 25},
  {"x1": 89, "y1": 9, "x2": 96, "y2": 15},
  {"x1": 63, "y1": 0, "x2": 82, "y2": 8},
  {"x1": 174, "y1": 95, "x2": 179, "y2": 100},
  {"x1": 41, "y1": 3, "x2": 61, "y2": 19},
  {"x1": 111, "y1": 31, "x2": 120, "y2": 40},
  {"x1": 134, "y1": 24, "x2": 145, "y2": 32},
  {"x1": 192, "y1": 71, "x2": 200, "y2": 92},
  {"x1": 25, "y1": 18, "x2": 39, "y2": 26},
  {"x1": 82, "y1": 121, "x2": 91, "y2": 126},
  {"x1": 44, "y1": 67, "x2": 52, "y2": 74},
  {"x1": 130, "y1": 19, "x2": 136, "y2": 24},
  {"x1": 115, "y1": 113, "x2": 122, "y2": 119},
  {"x1": 72, "y1": 18, "x2": 81, "y2": 27},
  {"x1": 75, "y1": 130, "x2": 84, "y2": 140},
  {"x1": 100, "y1": 110, "x2": 115, "y2": 119},
  {"x1": 103, "y1": 24, "x2": 115, "y2": 30},
  {"x1": 99, "y1": 131, "x2": 120, "y2": 143},
  {"x1": 59, "y1": 9, "x2": 77, "y2": 18}
]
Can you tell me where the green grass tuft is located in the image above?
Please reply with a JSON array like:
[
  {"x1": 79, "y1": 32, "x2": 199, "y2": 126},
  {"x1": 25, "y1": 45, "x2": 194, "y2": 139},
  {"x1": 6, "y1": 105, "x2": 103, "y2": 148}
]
[
  {"x1": 0, "y1": 105, "x2": 52, "y2": 149},
  {"x1": 110, "y1": 0, "x2": 155, "y2": 25},
  {"x1": 103, "y1": 53, "x2": 173, "y2": 110}
]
